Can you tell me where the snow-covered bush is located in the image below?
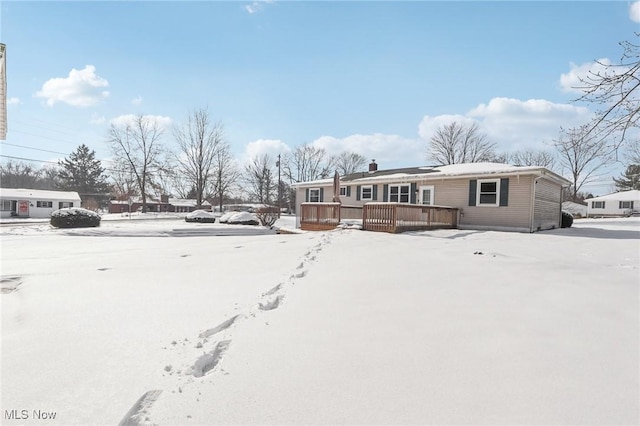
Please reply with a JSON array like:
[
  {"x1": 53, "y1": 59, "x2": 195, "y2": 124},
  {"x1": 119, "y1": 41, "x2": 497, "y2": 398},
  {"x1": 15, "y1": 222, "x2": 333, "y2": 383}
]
[
  {"x1": 185, "y1": 210, "x2": 216, "y2": 223},
  {"x1": 50, "y1": 207, "x2": 101, "y2": 228}
]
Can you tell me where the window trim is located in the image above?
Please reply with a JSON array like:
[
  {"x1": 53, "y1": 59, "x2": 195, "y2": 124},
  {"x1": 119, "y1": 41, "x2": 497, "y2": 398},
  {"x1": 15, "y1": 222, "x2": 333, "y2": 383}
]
[
  {"x1": 592, "y1": 201, "x2": 605, "y2": 209},
  {"x1": 388, "y1": 184, "x2": 411, "y2": 203},
  {"x1": 36, "y1": 200, "x2": 53, "y2": 208},
  {"x1": 360, "y1": 185, "x2": 373, "y2": 200},
  {"x1": 309, "y1": 188, "x2": 321, "y2": 203},
  {"x1": 339, "y1": 186, "x2": 347, "y2": 197},
  {"x1": 476, "y1": 179, "x2": 500, "y2": 206},
  {"x1": 620, "y1": 200, "x2": 633, "y2": 209}
]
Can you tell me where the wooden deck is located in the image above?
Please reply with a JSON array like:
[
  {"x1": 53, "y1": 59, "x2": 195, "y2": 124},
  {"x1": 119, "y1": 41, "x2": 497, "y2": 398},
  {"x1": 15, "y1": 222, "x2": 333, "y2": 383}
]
[
  {"x1": 300, "y1": 202, "x2": 458, "y2": 233},
  {"x1": 363, "y1": 203, "x2": 458, "y2": 233}
]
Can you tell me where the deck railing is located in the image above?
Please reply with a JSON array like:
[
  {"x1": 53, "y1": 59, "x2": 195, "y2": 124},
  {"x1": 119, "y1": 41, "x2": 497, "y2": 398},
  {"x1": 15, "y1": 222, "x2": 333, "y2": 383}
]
[
  {"x1": 363, "y1": 203, "x2": 458, "y2": 233},
  {"x1": 300, "y1": 203, "x2": 341, "y2": 231},
  {"x1": 300, "y1": 202, "x2": 458, "y2": 233}
]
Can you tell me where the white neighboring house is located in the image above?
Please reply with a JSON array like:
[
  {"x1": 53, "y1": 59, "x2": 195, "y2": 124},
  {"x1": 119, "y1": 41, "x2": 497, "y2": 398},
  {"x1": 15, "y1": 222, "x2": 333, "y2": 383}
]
[
  {"x1": 586, "y1": 189, "x2": 640, "y2": 218},
  {"x1": 0, "y1": 188, "x2": 82, "y2": 219}
]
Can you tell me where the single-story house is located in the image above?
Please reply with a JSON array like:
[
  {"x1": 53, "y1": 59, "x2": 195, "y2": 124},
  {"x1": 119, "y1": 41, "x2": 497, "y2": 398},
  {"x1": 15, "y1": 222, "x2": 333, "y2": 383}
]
[
  {"x1": 562, "y1": 201, "x2": 588, "y2": 218},
  {"x1": 108, "y1": 195, "x2": 211, "y2": 214},
  {"x1": 0, "y1": 188, "x2": 82, "y2": 219},
  {"x1": 292, "y1": 161, "x2": 571, "y2": 233},
  {"x1": 585, "y1": 189, "x2": 640, "y2": 217}
]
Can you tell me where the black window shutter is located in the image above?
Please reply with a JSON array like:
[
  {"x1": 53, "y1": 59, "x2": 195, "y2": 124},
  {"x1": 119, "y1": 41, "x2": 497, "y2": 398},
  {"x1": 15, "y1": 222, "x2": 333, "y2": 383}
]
[
  {"x1": 410, "y1": 183, "x2": 417, "y2": 204},
  {"x1": 305, "y1": 188, "x2": 309, "y2": 202},
  {"x1": 383, "y1": 184, "x2": 389, "y2": 202},
  {"x1": 499, "y1": 178, "x2": 509, "y2": 206},
  {"x1": 468, "y1": 180, "x2": 477, "y2": 206},
  {"x1": 319, "y1": 188, "x2": 324, "y2": 202},
  {"x1": 372, "y1": 185, "x2": 378, "y2": 201},
  {"x1": 356, "y1": 185, "x2": 361, "y2": 201},
  {"x1": 619, "y1": 201, "x2": 623, "y2": 209},
  {"x1": 347, "y1": 186, "x2": 351, "y2": 197}
]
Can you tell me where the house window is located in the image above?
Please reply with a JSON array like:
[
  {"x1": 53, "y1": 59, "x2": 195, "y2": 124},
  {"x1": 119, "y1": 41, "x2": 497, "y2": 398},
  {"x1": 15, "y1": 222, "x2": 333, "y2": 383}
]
[
  {"x1": 389, "y1": 184, "x2": 410, "y2": 203},
  {"x1": 59, "y1": 202, "x2": 73, "y2": 209},
  {"x1": 309, "y1": 188, "x2": 321, "y2": 203},
  {"x1": 361, "y1": 185, "x2": 373, "y2": 200},
  {"x1": 36, "y1": 201, "x2": 53, "y2": 208},
  {"x1": 620, "y1": 201, "x2": 634, "y2": 209},
  {"x1": 592, "y1": 201, "x2": 605, "y2": 209},
  {"x1": 420, "y1": 185, "x2": 434, "y2": 205},
  {"x1": 339, "y1": 187, "x2": 347, "y2": 196},
  {"x1": 1, "y1": 200, "x2": 10, "y2": 211},
  {"x1": 476, "y1": 179, "x2": 500, "y2": 206}
]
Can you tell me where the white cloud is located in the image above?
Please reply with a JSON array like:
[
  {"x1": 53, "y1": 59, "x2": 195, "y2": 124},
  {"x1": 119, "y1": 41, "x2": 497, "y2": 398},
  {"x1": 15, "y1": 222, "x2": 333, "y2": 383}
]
[
  {"x1": 245, "y1": 0, "x2": 274, "y2": 14},
  {"x1": 630, "y1": 1, "x2": 640, "y2": 22},
  {"x1": 131, "y1": 96, "x2": 142, "y2": 106},
  {"x1": 238, "y1": 97, "x2": 595, "y2": 171},
  {"x1": 7, "y1": 97, "x2": 20, "y2": 105},
  {"x1": 109, "y1": 114, "x2": 173, "y2": 131},
  {"x1": 559, "y1": 59, "x2": 612, "y2": 94},
  {"x1": 311, "y1": 134, "x2": 423, "y2": 169},
  {"x1": 243, "y1": 138, "x2": 291, "y2": 164},
  {"x1": 35, "y1": 65, "x2": 109, "y2": 107},
  {"x1": 418, "y1": 97, "x2": 593, "y2": 154}
]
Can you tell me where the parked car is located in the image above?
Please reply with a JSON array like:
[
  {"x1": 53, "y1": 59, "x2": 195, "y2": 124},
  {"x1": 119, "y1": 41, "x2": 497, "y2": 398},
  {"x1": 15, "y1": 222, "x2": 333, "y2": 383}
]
[{"x1": 185, "y1": 209, "x2": 216, "y2": 223}]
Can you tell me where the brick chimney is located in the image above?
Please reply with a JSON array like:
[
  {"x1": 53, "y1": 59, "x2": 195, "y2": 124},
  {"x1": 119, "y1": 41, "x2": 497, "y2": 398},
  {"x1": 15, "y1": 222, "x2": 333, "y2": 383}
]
[{"x1": 369, "y1": 159, "x2": 378, "y2": 172}]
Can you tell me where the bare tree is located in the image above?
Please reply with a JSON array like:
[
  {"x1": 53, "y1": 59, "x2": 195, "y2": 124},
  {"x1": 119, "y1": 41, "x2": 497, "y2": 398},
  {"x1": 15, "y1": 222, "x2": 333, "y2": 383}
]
[
  {"x1": 0, "y1": 160, "x2": 45, "y2": 188},
  {"x1": 173, "y1": 108, "x2": 222, "y2": 208},
  {"x1": 510, "y1": 149, "x2": 556, "y2": 170},
  {"x1": 574, "y1": 34, "x2": 639, "y2": 150},
  {"x1": 110, "y1": 161, "x2": 138, "y2": 200},
  {"x1": 625, "y1": 139, "x2": 640, "y2": 164},
  {"x1": 427, "y1": 121, "x2": 497, "y2": 165},
  {"x1": 334, "y1": 151, "x2": 367, "y2": 175},
  {"x1": 244, "y1": 154, "x2": 276, "y2": 204},
  {"x1": 554, "y1": 125, "x2": 613, "y2": 201},
  {"x1": 106, "y1": 114, "x2": 165, "y2": 212},
  {"x1": 211, "y1": 141, "x2": 240, "y2": 212},
  {"x1": 282, "y1": 143, "x2": 334, "y2": 183}
]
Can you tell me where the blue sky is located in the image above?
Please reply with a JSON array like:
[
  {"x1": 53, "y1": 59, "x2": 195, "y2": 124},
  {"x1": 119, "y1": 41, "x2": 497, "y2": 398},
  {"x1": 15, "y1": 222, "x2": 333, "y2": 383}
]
[{"x1": 1, "y1": 1, "x2": 639, "y2": 194}]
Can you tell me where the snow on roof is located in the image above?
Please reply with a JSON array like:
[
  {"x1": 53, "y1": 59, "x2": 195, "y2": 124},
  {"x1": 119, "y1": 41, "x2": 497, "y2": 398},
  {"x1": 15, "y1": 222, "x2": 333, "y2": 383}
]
[
  {"x1": 433, "y1": 162, "x2": 541, "y2": 175},
  {"x1": 587, "y1": 189, "x2": 640, "y2": 202},
  {"x1": 0, "y1": 188, "x2": 81, "y2": 200},
  {"x1": 295, "y1": 163, "x2": 569, "y2": 187}
]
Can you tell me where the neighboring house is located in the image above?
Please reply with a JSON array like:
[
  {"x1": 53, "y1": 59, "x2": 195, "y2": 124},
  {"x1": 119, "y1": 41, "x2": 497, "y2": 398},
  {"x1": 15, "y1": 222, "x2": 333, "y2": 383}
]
[
  {"x1": 562, "y1": 201, "x2": 588, "y2": 218},
  {"x1": 108, "y1": 195, "x2": 211, "y2": 214},
  {"x1": 585, "y1": 190, "x2": 640, "y2": 217},
  {"x1": 293, "y1": 161, "x2": 571, "y2": 233},
  {"x1": 0, "y1": 188, "x2": 81, "y2": 219}
]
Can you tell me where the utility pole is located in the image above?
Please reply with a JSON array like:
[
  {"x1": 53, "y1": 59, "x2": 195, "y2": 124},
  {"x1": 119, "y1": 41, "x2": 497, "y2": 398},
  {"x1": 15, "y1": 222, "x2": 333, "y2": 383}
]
[{"x1": 276, "y1": 154, "x2": 281, "y2": 218}]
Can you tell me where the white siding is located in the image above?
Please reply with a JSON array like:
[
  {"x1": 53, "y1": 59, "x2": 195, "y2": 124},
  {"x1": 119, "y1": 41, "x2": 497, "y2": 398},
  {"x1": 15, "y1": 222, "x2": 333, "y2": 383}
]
[{"x1": 533, "y1": 178, "x2": 562, "y2": 231}]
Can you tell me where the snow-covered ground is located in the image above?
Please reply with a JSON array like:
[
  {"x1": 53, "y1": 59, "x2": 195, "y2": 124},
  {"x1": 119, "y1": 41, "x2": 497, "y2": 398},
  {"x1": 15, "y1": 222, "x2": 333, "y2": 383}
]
[{"x1": 1, "y1": 218, "x2": 638, "y2": 425}]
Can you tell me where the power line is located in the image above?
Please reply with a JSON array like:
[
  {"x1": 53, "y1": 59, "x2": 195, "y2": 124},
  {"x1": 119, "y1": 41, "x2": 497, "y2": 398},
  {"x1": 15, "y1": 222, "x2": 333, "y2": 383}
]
[
  {"x1": 9, "y1": 129, "x2": 82, "y2": 146},
  {"x1": 0, "y1": 154, "x2": 59, "y2": 165},
  {"x1": 0, "y1": 141, "x2": 69, "y2": 156}
]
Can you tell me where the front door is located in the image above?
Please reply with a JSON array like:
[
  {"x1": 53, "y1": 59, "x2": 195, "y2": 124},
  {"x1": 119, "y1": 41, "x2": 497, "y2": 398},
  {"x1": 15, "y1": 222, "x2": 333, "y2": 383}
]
[
  {"x1": 17, "y1": 200, "x2": 29, "y2": 217},
  {"x1": 419, "y1": 186, "x2": 434, "y2": 205}
]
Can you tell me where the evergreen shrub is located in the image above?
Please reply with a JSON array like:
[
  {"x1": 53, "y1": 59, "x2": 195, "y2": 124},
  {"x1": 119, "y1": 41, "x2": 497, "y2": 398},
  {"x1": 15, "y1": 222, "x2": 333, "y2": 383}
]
[{"x1": 50, "y1": 207, "x2": 101, "y2": 228}]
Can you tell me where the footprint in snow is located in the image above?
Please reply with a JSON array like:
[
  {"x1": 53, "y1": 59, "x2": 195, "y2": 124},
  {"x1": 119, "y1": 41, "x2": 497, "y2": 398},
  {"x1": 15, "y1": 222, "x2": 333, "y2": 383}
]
[{"x1": 1, "y1": 276, "x2": 23, "y2": 294}]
